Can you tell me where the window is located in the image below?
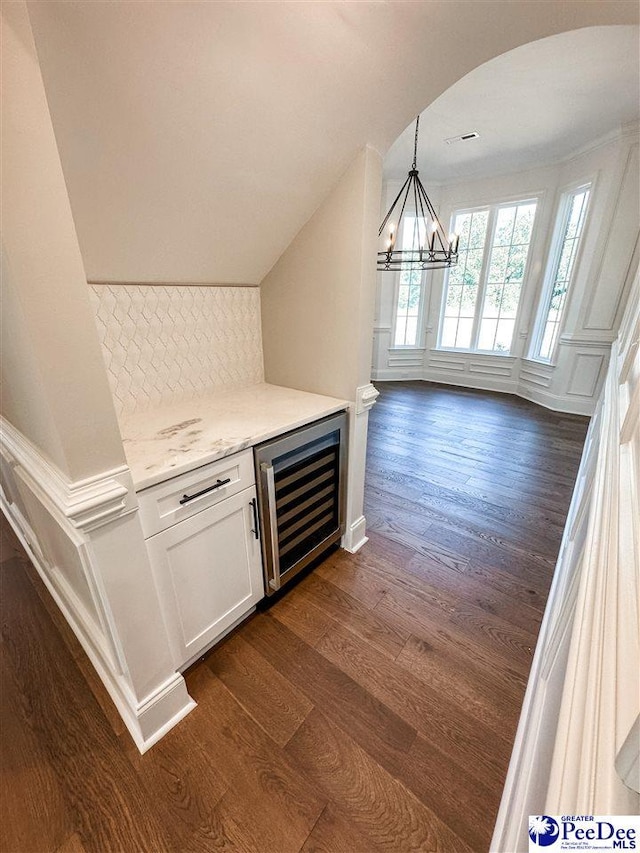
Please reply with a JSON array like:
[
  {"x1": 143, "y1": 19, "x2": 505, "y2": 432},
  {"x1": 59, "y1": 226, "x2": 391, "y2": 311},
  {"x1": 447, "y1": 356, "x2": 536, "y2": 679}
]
[
  {"x1": 439, "y1": 199, "x2": 538, "y2": 353},
  {"x1": 393, "y1": 216, "x2": 427, "y2": 347},
  {"x1": 532, "y1": 184, "x2": 591, "y2": 362}
]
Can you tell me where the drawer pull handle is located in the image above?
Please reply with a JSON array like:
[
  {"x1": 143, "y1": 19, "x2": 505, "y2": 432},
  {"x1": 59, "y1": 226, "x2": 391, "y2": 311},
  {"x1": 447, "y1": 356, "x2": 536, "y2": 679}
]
[{"x1": 179, "y1": 478, "x2": 231, "y2": 505}]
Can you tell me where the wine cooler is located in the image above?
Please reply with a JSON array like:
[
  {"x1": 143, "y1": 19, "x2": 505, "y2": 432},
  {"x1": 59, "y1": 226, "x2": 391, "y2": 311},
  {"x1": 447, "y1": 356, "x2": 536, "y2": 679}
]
[{"x1": 254, "y1": 411, "x2": 348, "y2": 595}]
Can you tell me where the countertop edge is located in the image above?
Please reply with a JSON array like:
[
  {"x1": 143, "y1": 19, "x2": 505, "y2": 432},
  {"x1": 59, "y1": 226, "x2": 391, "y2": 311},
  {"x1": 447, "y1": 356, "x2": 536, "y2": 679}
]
[{"x1": 131, "y1": 400, "x2": 349, "y2": 492}]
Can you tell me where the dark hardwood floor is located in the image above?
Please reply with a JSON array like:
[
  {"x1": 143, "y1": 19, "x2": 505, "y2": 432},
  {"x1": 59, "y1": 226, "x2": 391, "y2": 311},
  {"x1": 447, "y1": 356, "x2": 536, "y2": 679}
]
[{"x1": 0, "y1": 382, "x2": 589, "y2": 852}]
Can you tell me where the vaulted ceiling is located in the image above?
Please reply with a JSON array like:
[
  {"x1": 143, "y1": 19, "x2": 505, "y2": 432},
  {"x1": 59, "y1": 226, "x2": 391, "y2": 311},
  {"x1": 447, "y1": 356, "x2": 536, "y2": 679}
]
[
  {"x1": 28, "y1": 1, "x2": 639, "y2": 284},
  {"x1": 385, "y1": 26, "x2": 640, "y2": 184}
]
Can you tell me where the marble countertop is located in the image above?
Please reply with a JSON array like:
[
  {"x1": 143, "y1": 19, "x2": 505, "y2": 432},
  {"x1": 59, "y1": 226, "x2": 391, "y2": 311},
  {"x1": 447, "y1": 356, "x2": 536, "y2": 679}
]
[{"x1": 119, "y1": 383, "x2": 349, "y2": 491}]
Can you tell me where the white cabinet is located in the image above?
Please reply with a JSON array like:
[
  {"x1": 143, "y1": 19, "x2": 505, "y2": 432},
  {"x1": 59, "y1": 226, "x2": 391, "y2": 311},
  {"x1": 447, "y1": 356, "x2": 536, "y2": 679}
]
[{"x1": 141, "y1": 452, "x2": 264, "y2": 669}]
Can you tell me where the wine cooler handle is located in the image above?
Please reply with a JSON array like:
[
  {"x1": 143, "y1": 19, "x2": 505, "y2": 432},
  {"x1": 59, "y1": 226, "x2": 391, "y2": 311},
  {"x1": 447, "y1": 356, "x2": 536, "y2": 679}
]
[
  {"x1": 261, "y1": 462, "x2": 281, "y2": 591},
  {"x1": 249, "y1": 497, "x2": 260, "y2": 540}
]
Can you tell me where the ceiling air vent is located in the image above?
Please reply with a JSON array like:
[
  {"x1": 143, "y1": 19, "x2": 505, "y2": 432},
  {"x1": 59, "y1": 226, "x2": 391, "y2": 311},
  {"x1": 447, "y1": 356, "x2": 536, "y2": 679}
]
[{"x1": 444, "y1": 131, "x2": 480, "y2": 145}]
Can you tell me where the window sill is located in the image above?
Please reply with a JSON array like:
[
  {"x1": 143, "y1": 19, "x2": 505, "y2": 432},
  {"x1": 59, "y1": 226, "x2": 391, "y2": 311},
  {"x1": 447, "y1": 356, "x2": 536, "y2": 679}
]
[
  {"x1": 389, "y1": 345, "x2": 427, "y2": 353},
  {"x1": 522, "y1": 356, "x2": 555, "y2": 367}
]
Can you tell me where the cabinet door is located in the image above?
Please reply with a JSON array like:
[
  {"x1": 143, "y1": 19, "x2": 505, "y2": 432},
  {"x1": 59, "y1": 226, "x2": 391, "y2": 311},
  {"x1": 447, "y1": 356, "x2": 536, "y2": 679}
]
[{"x1": 146, "y1": 487, "x2": 263, "y2": 667}]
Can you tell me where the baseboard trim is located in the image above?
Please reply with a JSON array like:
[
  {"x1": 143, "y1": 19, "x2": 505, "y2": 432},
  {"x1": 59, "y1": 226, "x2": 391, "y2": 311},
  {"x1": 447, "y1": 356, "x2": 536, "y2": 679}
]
[{"x1": 342, "y1": 515, "x2": 368, "y2": 553}]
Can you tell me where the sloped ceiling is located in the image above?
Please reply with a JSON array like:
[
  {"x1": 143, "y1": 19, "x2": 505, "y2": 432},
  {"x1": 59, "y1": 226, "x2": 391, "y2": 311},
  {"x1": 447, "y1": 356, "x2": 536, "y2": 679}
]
[{"x1": 27, "y1": 1, "x2": 638, "y2": 284}]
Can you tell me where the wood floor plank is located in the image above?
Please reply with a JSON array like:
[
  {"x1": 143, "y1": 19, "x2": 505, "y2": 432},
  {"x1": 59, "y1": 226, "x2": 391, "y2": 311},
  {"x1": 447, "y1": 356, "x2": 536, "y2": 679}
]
[
  {"x1": 393, "y1": 632, "x2": 523, "y2": 736},
  {"x1": 400, "y1": 734, "x2": 501, "y2": 853},
  {"x1": 376, "y1": 581, "x2": 537, "y2": 679},
  {"x1": 0, "y1": 557, "x2": 172, "y2": 853},
  {"x1": 55, "y1": 832, "x2": 89, "y2": 853},
  {"x1": 122, "y1": 707, "x2": 229, "y2": 852},
  {"x1": 293, "y1": 572, "x2": 409, "y2": 659},
  {"x1": 0, "y1": 645, "x2": 73, "y2": 853},
  {"x1": 184, "y1": 665, "x2": 326, "y2": 853},
  {"x1": 19, "y1": 556, "x2": 128, "y2": 739},
  {"x1": 299, "y1": 804, "x2": 379, "y2": 853},
  {"x1": 286, "y1": 708, "x2": 475, "y2": 853},
  {"x1": 241, "y1": 612, "x2": 417, "y2": 777},
  {"x1": 315, "y1": 623, "x2": 511, "y2": 792},
  {"x1": 315, "y1": 550, "x2": 389, "y2": 610},
  {"x1": 206, "y1": 632, "x2": 313, "y2": 747},
  {"x1": 267, "y1": 586, "x2": 337, "y2": 646}
]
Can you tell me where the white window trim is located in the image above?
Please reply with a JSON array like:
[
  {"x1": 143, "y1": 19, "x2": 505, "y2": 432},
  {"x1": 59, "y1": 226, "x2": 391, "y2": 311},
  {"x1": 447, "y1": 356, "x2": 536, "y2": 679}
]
[
  {"x1": 529, "y1": 180, "x2": 593, "y2": 365},
  {"x1": 436, "y1": 196, "x2": 540, "y2": 355},
  {"x1": 390, "y1": 218, "x2": 430, "y2": 349}
]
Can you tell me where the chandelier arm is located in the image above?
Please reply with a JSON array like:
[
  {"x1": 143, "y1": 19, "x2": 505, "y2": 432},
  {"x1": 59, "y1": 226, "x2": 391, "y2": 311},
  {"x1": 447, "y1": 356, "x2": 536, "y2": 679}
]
[
  {"x1": 391, "y1": 179, "x2": 413, "y2": 246},
  {"x1": 412, "y1": 176, "x2": 421, "y2": 252},
  {"x1": 378, "y1": 175, "x2": 411, "y2": 236},
  {"x1": 417, "y1": 180, "x2": 448, "y2": 249},
  {"x1": 415, "y1": 176, "x2": 428, "y2": 249}
]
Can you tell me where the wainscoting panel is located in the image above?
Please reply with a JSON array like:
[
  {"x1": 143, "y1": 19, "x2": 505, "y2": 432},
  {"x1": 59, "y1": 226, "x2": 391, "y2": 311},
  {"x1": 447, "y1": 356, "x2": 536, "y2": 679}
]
[
  {"x1": 566, "y1": 352, "x2": 605, "y2": 398},
  {"x1": 0, "y1": 418, "x2": 195, "y2": 752},
  {"x1": 491, "y1": 271, "x2": 640, "y2": 851}
]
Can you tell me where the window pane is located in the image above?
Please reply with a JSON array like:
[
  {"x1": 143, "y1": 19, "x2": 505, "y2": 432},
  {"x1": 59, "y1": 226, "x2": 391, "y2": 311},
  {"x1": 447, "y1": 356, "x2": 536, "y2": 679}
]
[
  {"x1": 484, "y1": 282, "x2": 502, "y2": 317},
  {"x1": 479, "y1": 199, "x2": 537, "y2": 353},
  {"x1": 460, "y1": 284, "x2": 478, "y2": 317},
  {"x1": 533, "y1": 186, "x2": 590, "y2": 362},
  {"x1": 488, "y1": 246, "x2": 509, "y2": 282},
  {"x1": 501, "y1": 282, "x2": 520, "y2": 318},
  {"x1": 441, "y1": 317, "x2": 458, "y2": 348},
  {"x1": 405, "y1": 316, "x2": 418, "y2": 346},
  {"x1": 468, "y1": 212, "x2": 489, "y2": 248},
  {"x1": 506, "y1": 245, "x2": 527, "y2": 282},
  {"x1": 539, "y1": 321, "x2": 557, "y2": 361},
  {"x1": 495, "y1": 319, "x2": 515, "y2": 352},
  {"x1": 446, "y1": 284, "x2": 463, "y2": 312},
  {"x1": 514, "y1": 204, "x2": 536, "y2": 244},
  {"x1": 440, "y1": 209, "x2": 487, "y2": 349},
  {"x1": 461, "y1": 249, "x2": 482, "y2": 284},
  {"x1": 456, "y1": 317, "x2": 474, "y2": 349},
  {"x1": 478, "y1": 318, "x2": 497, "y2": 350},
  {"x1": 494, "y1": 207, "x2": 516, "y2": 246},
  {"x1": 439, "y1": 198, "x2": 535, "y2": 355}
]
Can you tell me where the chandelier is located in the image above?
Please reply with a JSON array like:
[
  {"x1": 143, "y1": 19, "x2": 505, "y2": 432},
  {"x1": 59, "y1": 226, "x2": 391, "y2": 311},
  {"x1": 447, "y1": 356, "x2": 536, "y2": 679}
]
[{"x1": 378, "y1": 116, "x2": 459, "y2": 272}]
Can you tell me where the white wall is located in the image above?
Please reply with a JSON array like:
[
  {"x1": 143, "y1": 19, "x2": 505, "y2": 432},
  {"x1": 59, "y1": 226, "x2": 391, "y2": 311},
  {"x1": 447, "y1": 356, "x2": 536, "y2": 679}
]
[
  {"x1": 0, "y1": 0, "x2": 125, "y2": 481},
  {"x1": 372, "y1": 127, "x2": 640, "y2": 415},
  {"x1": 0, "y1": 1, "x2": 195, "y2": 752},
  {"x1": 261, "y1": 145, "x2": 382, "y2": 552}
]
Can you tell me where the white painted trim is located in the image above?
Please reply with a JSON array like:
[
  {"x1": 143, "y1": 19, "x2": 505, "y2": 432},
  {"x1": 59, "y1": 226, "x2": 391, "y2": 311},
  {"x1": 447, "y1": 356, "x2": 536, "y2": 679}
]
[
  {"x1": 0, "y1": 416, "x2": 135, "y2": 531},
  {"x1": 355, "y1": 383, "x2": 380, "y2": 414},
  {"x1": 491, "y1": 272, "x2": 640, "y2": 850},
  {"x1": 1, "y1": 500, "x2": 195, "y2": 753},
  {"x1": 342, "y1": 515, "x2": 368, "y2": 554},
  {"x1": 517, "y1": 382, "x2": 597, "y2": 417}
]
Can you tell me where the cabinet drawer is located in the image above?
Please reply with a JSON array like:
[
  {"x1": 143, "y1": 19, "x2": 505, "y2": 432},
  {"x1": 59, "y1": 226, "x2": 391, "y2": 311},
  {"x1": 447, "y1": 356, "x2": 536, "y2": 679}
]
[{"x1": 138, "y1": 449, "x2": 255, "y2": 538}]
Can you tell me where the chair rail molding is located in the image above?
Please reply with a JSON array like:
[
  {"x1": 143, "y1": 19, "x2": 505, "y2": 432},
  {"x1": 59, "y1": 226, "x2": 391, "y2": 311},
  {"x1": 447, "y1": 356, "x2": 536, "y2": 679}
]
[{"x1": 0, "y1": 415, "x2": 134, "y2": 531}]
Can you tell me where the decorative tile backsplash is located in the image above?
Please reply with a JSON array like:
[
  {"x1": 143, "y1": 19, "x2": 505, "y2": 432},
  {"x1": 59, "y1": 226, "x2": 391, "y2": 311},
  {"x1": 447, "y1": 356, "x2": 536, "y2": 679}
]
[{"x1": 89, "y1": 284, "x2": 264, "y2": 417}]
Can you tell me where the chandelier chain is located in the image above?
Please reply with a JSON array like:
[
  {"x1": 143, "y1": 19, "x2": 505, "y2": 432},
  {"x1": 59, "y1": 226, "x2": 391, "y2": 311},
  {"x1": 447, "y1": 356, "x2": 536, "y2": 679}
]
[{"x1": 412, "y1": 115, "x2": 420, "y2": 170}]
